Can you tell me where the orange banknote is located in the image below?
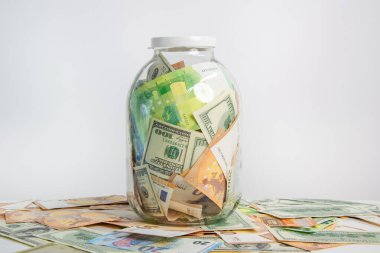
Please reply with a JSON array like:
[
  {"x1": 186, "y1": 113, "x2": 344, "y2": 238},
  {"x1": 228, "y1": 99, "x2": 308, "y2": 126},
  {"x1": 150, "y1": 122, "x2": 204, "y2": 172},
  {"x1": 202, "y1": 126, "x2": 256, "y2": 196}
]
[
  {"x1": 6, "y1": 209, "x2": 120, "y2": 230},
  {"x1": 184, "y1": 148, "x2": 226, "y2": 209}
]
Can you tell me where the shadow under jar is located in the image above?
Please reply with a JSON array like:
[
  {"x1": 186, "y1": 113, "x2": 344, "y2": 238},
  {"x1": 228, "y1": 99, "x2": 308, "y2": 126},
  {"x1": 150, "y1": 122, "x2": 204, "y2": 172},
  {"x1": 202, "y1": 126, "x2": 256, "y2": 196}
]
[{"x1": 127, "y1": 36, "x2": 242, "y2": 225}]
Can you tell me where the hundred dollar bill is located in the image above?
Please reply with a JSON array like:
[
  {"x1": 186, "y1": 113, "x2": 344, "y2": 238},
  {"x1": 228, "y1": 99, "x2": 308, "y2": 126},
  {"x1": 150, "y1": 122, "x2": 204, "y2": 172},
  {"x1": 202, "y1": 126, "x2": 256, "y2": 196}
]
[
  {"x1": 214, "y1": 242, "x2": 306, "y2": 252},
  {"x1": 193, "y1": 90, "x2": 237, "y2": 143},
  {"x1": 134, "y1": 164, "x2": 165, "y2": 217},
  {"x1": 147, "y1": 52, "x2": 175, "y2": 81},
  {"x1": 269, "y1": 227, "x2": 380, "y2": 244},
  {"x1": 184, "y1": 134, "x2": 207, "y2": 168},
  {"x1": 34, "y1": 195, "x2": 128, "y2": 210},
  {"x1": 201, "y1": 210, "x2": 259, "y2": 231},
  {"x1": 89, "y1": 230, "x2": 222, "y2": 253},
  {"x1": 282, "y1": 241, "x2": 345, "y2": 251},
  {"x1": 215, "y1": 230, "x2": 272, "y2": 244},
  {"x1": 143, "y1": 118, "x2": 206, "y2": 178},
  {"x1": 121, "y1": 223, "x2": 201, "y2": 238},
  {"x1": 36, "y1": 228, "x2": 127, "y2": 253},
  {"x1": 283, "y1": 198, "x2": 379, "y2": 208},
  {"x1": 0, "y1": 221, "x2": 53, "y2": 246},
  {"x1": 16, "y1": 243, "x2": 87, "y2": 253},
  {"x1": 210, "y1": 115, "x2": 239, "y2": 178},
  {"x1": 259, "y1": 205, "x2": 376, "y2": 218}
]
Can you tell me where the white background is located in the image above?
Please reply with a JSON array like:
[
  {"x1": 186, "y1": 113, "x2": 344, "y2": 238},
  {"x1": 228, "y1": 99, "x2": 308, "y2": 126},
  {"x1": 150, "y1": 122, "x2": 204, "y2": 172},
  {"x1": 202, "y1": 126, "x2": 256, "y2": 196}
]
[{"x1": 0, "y1": 0, "x2": 379, "y2": 201}]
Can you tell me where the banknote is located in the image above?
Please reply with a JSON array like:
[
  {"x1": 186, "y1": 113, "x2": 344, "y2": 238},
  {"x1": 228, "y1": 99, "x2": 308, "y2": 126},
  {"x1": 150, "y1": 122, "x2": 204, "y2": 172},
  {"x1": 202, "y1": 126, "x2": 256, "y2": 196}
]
[
  {"x1": 282, "y1": 241, "x2": 345, "y2": 251},
  {"x1": 333, "y1": 217, "x2": 380, "y2": 232},
  {"x1": 169, "y1": 199, "x2": 203, "y2": 218},
  {"x1": 143, "y1": 118, "x2": 206, "y2": 178},
  {"x1": 193, "y1": 90, "x2": 237, "y2": 143},
  {"x1": 215, "y1": 230, "x2": 272, "y2": 244},
  {"x1": 191, "y1": 62, "x2": 234, "y2": 102},
  {"x1": 16, "y1": 243, "x2": 87, "y2": 253},
  {"x1": 259, "y1": 216, "x2": 317, "y2": 227},
  {"x1": 149, "y1": 172, "x2": 174, "y2": 216},
  {"x1": 147, "y1": 52, "x2": 175, "y2": 81},
  {"x1": 0, "y1": 201, "x2": 36, "y2": 212},
  {"x1": 214, "y1": 242, "x2": 306, "y2": 252},
  {"x1": 0, "y1": 221, "x2": 53, "y2": 246},
  {"x1": 36, "y1": 228, "x2": 127, "y2": 253},
  {"x1": 259, "y1": 205, "x2": 376, "y2": 218},
  {"x1": 201, "y1": 211, "x2": 259, "y2": 231},
  {"x1": 183, "y1": 134, "x2": 208, "y2": 168},
  {"x1": 184, "y1": 148, "x2": 226, "y2": 209},
  {"x1": 269, "y1": 227, "x2": 380, "y2": 244},
  {"x1": 134, "y1": 165, "x2": 165, "y2": 217},
  {"x1": 89, "y1": 230, "x2": 222, "y2": 253},
  {"x1": 284, "y1": 217, "x2": 336, "y2": 233},
  {"x1": 284, "y1": 198, "x2": 378, "y2": 208},
  {"x1": 171, "y1": 60, "x2": 185, "y2": 70},
  {"x1": 210, "y1": 115, "x2": 239, "y2": 178},
  {"x1": 121, "y1": 223, "x2": 201, "y2": 237},
  {"x1": 34, "y1": 195, "x2": 128, "y2": 210},
  {"x1": 355, "y1": 216, "x2": 380, "y2": 226},
  {"x1": 6, "y1": 209, "x2": 120, "y2": 230},
  {"x1": 88, "y1": 204, "x2": 130, "y2": 210},
  {"x1": 169, "y1": 174, "x2": 205, "y2": 202}
]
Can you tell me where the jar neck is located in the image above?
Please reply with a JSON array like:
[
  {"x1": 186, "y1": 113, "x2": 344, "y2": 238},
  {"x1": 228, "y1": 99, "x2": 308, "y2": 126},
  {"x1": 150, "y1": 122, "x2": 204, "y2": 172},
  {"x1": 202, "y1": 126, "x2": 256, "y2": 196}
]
[{"x1": 153, "y1": 47, "x2": 215, "y2": 61}]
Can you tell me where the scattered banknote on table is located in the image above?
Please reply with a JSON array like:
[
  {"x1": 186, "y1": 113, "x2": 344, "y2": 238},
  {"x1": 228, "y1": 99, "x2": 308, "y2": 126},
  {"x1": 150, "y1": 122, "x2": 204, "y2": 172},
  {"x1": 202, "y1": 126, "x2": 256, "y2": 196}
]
[
  {"x1": 16, "y1": 243, "x2": 87, "y2": 253},
  {"x1": 1, "y1": 197, "x2": 380, "y2": 252},
  {"x1": 34, "y1": 195, "x2": 128, "y2": 210}
]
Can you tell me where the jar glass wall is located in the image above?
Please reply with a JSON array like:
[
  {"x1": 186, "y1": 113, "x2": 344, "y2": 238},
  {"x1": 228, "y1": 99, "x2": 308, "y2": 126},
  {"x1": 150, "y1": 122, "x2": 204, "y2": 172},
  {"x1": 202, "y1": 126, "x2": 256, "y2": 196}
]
[{"x1": 127, "y1": 37, "x2": 242, "y2": 225}]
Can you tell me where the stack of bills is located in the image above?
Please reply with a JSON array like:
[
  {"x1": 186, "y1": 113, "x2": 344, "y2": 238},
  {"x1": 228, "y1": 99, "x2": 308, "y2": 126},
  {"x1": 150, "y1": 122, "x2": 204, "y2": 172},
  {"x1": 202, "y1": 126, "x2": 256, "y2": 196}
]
[
  {"x1": 1, "y1": 196, "x2": 380, "y2": 252},
  {"x1": 129, "y1": 52, "x2": 240, "y2": 223}
]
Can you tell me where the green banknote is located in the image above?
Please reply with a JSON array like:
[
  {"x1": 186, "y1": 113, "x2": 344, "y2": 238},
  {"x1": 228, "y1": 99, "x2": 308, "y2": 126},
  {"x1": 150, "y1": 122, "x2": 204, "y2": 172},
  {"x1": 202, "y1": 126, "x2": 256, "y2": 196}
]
[
  {"x1": 201, "y1": 210, "x2": 258, "y2": 231},
  {"x1": 36, "y1": 228, "x2": 126, "y2": 253},
  {"x1": 143, "y1": 118, "x2": 205, "y2": 178},
  {"x1": 0, "y1": 221, "x2": 53, "y2": 246},
  {"x1": 269, "y1": 227, "x2": 380, "y2": 244},
  {"x1": 259, "y1": 205, "x2": 376, "y2": 218}
]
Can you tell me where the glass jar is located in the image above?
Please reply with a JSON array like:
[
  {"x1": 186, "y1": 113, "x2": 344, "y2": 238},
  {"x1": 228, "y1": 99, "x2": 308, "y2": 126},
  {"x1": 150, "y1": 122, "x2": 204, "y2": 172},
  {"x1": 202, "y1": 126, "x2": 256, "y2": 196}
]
[{"x1": 127, "y1": 36, "x2": 241, "y2": 225}]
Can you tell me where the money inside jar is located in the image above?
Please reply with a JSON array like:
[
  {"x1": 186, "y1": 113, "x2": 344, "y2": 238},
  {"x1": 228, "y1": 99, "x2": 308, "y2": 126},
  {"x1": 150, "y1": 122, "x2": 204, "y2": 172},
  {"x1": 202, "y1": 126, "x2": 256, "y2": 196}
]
[{"x1": 127, "y1": 37, "x2": 241, "y2": 224}]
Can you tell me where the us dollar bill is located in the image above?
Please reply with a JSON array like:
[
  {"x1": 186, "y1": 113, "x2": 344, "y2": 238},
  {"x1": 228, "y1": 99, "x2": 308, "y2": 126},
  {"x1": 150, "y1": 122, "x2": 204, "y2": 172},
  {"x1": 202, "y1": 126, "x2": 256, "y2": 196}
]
[
  {"x1": 147, "y1": 52, "x2": 174, "y2": 81},
  {"x1": 36, "y1": 228, "x2": 127, "y2": 253},
  {"x1": 184, "y1": 134, "x2": 207, "y2": 168},
  {"x1": 16, "y1": 243, "x2": 87, "y2": 253},
  {"x1": 201, "y1": 210, "x2": 259, "y2": 231},
  {"x1": 143, "y1": 118, "x2": 206, "y2": 178},
  {"x1": 214, "y1": 242, "x2": 306, "y2": 252},
  {"x1": 193, "y1": 90, "x2": 237, "y2": 143},
  {"x1": 259, "y1": 205, "x2": 376, "y2": 218},
  {"x1": 269, "y1": 227, "x2": 380, "y2": 244},
  {"x1": 134, "y1": 164, "x2": 165, "y2": 217},
  {"x1": 0, "y1": 221, "x2": 53, "y2": 246}
]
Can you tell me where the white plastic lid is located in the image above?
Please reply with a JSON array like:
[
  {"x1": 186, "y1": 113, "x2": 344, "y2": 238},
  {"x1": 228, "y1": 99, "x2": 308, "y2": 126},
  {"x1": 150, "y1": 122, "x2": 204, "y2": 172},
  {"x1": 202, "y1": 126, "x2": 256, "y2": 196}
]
[{"x1": 151, "y1": 36, "x2": 216, "y2": 49}]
